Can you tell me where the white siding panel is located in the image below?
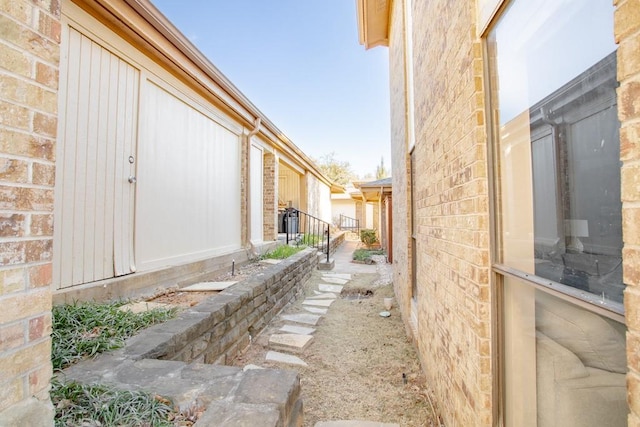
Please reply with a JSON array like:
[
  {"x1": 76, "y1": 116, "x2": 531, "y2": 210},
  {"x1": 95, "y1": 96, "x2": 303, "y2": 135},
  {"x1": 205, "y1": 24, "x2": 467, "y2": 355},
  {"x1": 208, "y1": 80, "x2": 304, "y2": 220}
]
[
  {"x1": 250, "y1": 143, "x2": 263, "y2": 244},
  {"x1": 278, "y1": 163, "x2": 300, "y2": 208},
  {"x1": 54, "y1": 27, "x2": 139, "y2": 288},
  {"x1": 136, "y1": 81, "x2": 241, "y2": 270}
]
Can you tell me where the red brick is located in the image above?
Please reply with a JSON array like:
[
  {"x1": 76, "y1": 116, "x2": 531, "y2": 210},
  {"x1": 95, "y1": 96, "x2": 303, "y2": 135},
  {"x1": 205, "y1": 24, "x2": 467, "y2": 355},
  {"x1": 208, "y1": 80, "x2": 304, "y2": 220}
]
[
  {"x1": 28, "y1": 361, "x2": 52, "y2": 396},
  {"x1": 0, "y1": 214, "x2": 27, "y2": 238},
  {"x1": 621, "y1": 123, "x2": 640, "y2": 162},
  {"x1": 32, "y1": 162, "x2": 55, "y2": 186},
  {"x1": 0, "y1": 158, "x2": 29, "y2": 183},
  {"x1": 0, "y1": 241, "x2": 26, "y2": 265},
  {"x1": 30, "y1": 214, "x2": 53, "y2": 236},
  {"x1": 25, "y1": 239, "x2": 53, "y2": 262},
  {"x1": 35, "y1": 61, "x2": 59, "y2": 89},
  {"x1": 28, "y1": 314, "x2": 51, "y2": 341},
  {"x1": 0, "y1": 186, "x2": 54, "y2": 211},
  {"x1": 28, "y1": 263, "x2": 51, "y2": 289},
  {"x1": 38, "y1": 9, "x2": 60, "y2": 42},
  {"x1": 32, "y1": 112, "x2": 57, "y2": 138},
  {"x1": 619, "y1": 79, "x2": 640, "y2": 121}
]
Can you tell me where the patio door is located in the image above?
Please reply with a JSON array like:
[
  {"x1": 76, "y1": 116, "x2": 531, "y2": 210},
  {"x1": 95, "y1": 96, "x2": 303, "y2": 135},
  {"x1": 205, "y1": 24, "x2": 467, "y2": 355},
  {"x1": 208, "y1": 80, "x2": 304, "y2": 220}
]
[{"x1": 53, "y1": 25, "x2": 139, "y2": 289}]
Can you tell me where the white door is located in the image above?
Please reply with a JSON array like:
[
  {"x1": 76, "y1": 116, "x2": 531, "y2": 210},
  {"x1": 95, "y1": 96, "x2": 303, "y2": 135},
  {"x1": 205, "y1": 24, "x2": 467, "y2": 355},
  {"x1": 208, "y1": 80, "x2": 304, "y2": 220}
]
[{"x1": 53, "y1": 26, "x2": 139, "y2": 288}]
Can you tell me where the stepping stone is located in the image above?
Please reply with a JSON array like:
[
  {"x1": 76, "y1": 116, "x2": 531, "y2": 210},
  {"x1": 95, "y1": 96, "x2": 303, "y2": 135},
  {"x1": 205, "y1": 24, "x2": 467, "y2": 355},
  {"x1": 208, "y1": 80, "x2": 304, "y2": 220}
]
[
  {"x1": 279, "y1": 324, "x2": 315, "y2": 335},
  {"x1": 314, "y1": 421, "x2": 399, "y2": 427},
  {"x1": 266, "y1": 351, "x2": 308, "y2": 367},
  {"x1": 303, "y1": 299, "x2": 334, "y2": 307},
  {"x1": 259, "y1": 259, "x2": 281, "y2": 265},
  {"x1": 309, "y1": 292, "x2": 337, "y2": 299},
  {"x1": 304, "y1": 307, "x2": 328, "y2": 315},
  {"x1": 322, "y1": 277, "x2": 349, "y2": 285},
  {"x1": 319, "y1": 284, "x2": 344, "y2": 293},
  {"x1": 281, "y1": 313, "x2": 322, "y2": 325},
  {"x1": 119, "y1": 301, "x2": 170, "y2": 314},
  {"x1": 181, "y1": 281, "x2": 237, "y2": 291},
  {"x1": 322, "y1": 273, "x2": 352, "y2": 280},
  {"x1": 269, "y1": 334, "x2": 313, "y2": 353},
  {"x1": 243, "y1": 364, "x2": 264, "y2": 371}
]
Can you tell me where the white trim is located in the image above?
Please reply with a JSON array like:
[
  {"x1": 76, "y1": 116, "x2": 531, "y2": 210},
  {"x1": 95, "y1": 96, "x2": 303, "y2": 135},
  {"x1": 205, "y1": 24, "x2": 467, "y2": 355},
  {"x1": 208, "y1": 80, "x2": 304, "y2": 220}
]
[{"x1": 404, "y1": 0, "x2": 416, "y2": 153}]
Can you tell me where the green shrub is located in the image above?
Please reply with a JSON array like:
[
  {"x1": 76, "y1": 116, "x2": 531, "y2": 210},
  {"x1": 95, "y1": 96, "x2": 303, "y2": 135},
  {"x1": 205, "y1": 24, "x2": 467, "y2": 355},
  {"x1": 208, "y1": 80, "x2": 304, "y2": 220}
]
[
  {"x1": 299, "y1": 233, "x2": 320, "y2": 246},
  {"x1": 359, "y1": 229, "x2": 379, "y2": 247},
  {"x1": 352, "y1": 248, "x2": 385, "y2": 262},
  {"x1": 262, "y1": 245, "x2": 303, "y2": 260}
]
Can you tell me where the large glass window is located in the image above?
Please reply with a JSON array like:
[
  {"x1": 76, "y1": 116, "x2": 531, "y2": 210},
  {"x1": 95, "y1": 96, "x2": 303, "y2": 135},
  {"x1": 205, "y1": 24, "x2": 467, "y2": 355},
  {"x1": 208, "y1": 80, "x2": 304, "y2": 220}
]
[{"x1": 488, "y1": 1, "x2": 628, "y2": 426}]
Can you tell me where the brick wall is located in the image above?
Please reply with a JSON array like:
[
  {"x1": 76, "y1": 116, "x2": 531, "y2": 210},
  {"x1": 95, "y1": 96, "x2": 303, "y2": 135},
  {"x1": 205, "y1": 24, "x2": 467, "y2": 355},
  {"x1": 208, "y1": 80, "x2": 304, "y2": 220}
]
[
  {"x1": 389, "y1": 0, "x2": 492, "y2": 425},
  {"x1": 0, "y1": 0, "x2": 60, "y2": 424},
  {"x1": 388, "y1": 0, "x2": 412, "y2": 329},
  {"x1": 263, "y1": 152, "x2": 278, "y2": 241},
  {"x1": 617, "y1": 0, "x2": 640, "y2": 425}
]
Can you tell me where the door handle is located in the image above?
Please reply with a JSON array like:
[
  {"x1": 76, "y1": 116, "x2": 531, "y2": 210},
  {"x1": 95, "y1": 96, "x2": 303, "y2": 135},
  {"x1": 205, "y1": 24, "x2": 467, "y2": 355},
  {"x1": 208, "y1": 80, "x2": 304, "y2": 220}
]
[{"x1": 128, "y1": 176, "x2": 137, "y2": 184}]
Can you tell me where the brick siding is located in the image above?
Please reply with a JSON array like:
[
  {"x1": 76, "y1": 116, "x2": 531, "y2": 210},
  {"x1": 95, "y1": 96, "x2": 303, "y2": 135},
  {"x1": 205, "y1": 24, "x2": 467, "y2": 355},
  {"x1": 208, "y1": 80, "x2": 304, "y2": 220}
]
[
  {"x1": 389, "y1": 1, "x2": 492, "y2": 425},
  {"x1": 617, "y1": 0, "x2": 640, "y2": 425},
  {"x1": 0, "y1": 0, "x2": 60, "y2": 424},
  {"x1": 263, "y1": 152, "x2": 278, "y2": 241}
]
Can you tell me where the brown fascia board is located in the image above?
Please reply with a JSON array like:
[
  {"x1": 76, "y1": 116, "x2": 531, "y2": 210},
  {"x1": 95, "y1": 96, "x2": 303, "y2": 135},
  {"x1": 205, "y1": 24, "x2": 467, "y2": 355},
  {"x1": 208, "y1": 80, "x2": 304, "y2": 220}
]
[{"x1": 75, "y1": 0, "x2": 331, "y2": 187}]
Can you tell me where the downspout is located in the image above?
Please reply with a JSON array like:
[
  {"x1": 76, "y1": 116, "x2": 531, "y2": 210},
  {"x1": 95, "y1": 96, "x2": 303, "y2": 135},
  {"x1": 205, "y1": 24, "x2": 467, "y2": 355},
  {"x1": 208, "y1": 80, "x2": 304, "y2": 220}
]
[
  {"x1": 379, "y1": 186, "x2": 384, "y2": 248},
  {"x1": 245, "y1": 117, "x2": 261, "y2": 258}
]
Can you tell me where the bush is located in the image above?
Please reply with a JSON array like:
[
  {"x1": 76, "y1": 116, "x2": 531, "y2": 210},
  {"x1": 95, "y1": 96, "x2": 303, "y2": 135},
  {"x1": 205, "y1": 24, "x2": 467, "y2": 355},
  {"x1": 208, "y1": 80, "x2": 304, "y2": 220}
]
[
  {"x1": 360, "y1": 229, "x2": 379, "y2": 247},
  {"x1": 352, "y1": 248, "x2": 385, "y2": 263},
  {"x1": 52, "y1": 301, "x2": 176, "y2": 370},
  {"x1": 262, "y1": 245, "x2": 303, "y2": 260}
]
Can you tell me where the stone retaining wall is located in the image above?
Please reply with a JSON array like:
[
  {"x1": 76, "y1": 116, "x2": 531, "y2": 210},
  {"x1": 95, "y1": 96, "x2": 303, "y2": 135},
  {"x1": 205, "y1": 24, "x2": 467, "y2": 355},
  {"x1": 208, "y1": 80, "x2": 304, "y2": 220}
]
[
  {"x1": 124, "y1": 247, "x2": 319, "y2": 365},
  {"x1": 328, "y1": 231, "x2": 345, "y2": 256}
]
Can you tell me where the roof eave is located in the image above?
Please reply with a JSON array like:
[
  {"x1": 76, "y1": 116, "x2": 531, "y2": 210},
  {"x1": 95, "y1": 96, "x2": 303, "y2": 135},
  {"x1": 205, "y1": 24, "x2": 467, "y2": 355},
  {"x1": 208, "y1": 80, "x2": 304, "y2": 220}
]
[{"x1": 356, "y1": 0, "x2": 391, "y2": 50}]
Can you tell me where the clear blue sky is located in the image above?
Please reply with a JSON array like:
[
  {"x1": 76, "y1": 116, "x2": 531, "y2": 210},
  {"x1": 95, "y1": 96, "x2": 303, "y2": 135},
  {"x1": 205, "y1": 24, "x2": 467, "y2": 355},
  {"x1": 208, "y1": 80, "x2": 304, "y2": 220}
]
[{"x1": 151, "y1": 0, "x2": 391, "y2": 179}]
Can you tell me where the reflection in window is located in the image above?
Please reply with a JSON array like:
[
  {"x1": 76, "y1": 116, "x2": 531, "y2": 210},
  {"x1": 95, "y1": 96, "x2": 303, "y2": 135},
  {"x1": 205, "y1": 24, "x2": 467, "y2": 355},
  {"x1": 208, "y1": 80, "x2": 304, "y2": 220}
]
[{"x1": 530, "y1": 53, "x2": 623, "y2": 303}]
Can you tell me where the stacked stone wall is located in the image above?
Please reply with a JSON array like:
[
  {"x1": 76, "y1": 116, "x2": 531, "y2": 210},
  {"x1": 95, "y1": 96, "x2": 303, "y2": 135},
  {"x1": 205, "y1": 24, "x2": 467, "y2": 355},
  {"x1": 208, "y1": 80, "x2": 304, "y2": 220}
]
[{"x1": 124, "y1": 248, "x2": 319, "y2": 365}]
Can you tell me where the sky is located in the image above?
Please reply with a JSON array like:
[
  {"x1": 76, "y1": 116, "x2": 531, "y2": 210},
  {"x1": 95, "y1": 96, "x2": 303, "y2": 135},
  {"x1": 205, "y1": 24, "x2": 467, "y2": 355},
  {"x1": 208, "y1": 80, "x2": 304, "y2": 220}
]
[{"x1": 150, "y1": 0, "x2": 391, "y2": 179}]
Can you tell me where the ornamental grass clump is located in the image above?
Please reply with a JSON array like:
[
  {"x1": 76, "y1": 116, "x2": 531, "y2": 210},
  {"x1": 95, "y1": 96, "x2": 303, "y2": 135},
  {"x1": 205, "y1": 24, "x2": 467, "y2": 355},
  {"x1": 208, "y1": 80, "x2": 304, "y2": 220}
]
[
  {"x1": 52, "y1": 300, "x2": 177, "y2": 370},
  {"x1": 262, "y1": 244, "x2": 304, "y2": 260},
  {"x1": 51, "y1": 379, "x2": 175, "y2": 427}
]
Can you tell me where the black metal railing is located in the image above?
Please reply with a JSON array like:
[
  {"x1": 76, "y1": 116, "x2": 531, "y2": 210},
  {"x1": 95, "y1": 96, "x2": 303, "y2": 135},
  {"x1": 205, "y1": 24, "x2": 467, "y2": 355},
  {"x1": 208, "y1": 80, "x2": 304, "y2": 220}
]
[
  {"x1": 339, "y1": 214, "x2": 360, "y2": 235},
  {"x1": 283, "y1": 208, "x2": 330, "y2": 263}
]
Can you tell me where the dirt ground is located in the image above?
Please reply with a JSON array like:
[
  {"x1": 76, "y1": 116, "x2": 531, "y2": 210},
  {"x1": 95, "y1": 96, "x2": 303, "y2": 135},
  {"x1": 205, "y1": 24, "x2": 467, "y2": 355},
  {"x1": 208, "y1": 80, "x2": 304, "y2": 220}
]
[
  {"x1": 230, "y1": 269, "x2": 440, "y2": 426},
  {"x1": 149, "y1": 259, "x2": 441, "y2": 426}
]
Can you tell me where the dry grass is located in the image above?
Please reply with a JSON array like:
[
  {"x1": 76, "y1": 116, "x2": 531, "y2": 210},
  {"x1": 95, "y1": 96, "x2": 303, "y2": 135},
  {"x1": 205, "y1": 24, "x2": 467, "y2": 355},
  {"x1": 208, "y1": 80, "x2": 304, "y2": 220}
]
[{"x1": 232, "y1": 271, "x2": 439, "y2": 426}]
